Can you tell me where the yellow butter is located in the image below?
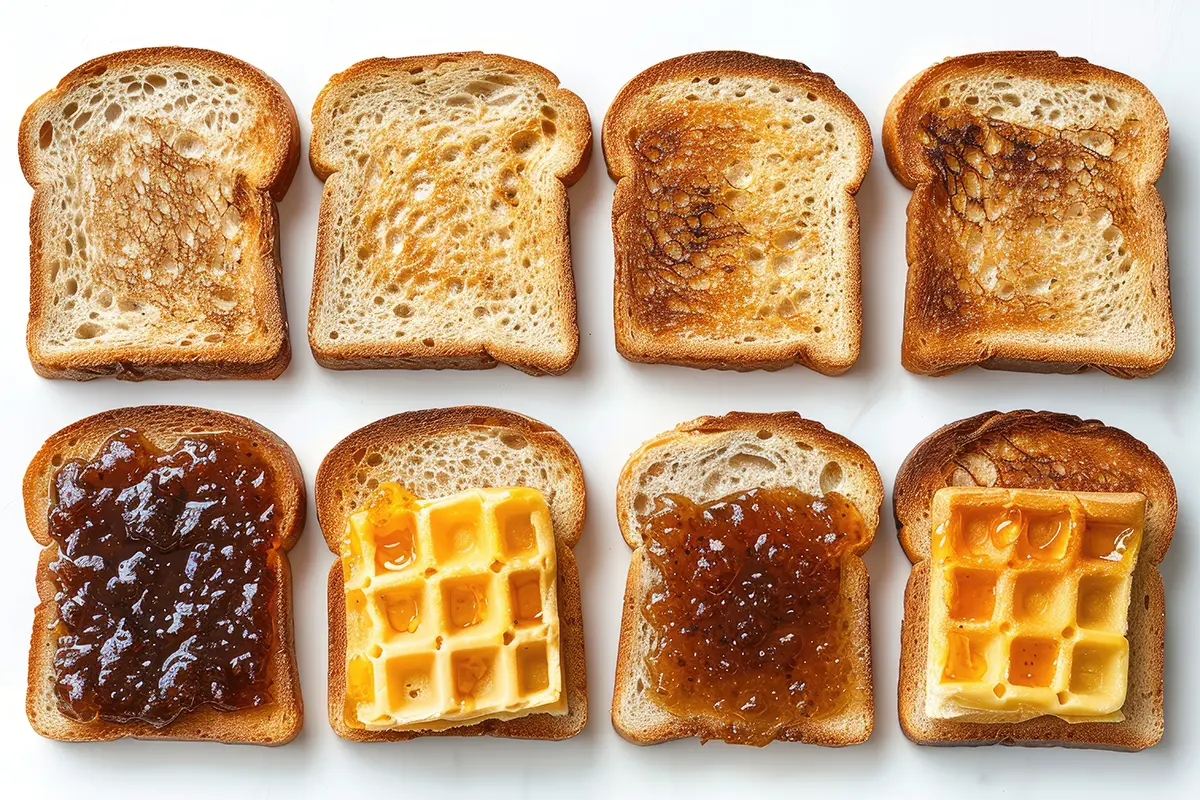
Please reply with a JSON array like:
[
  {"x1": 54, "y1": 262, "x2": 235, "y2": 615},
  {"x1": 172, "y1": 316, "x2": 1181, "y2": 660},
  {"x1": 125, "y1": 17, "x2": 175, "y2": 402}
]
[
  {"x1": 925, "y1": 487, "x2": 1143, "y2": 724},
  {"x1": 342, "y1": 484, "x2": 565, "y2": 731}
]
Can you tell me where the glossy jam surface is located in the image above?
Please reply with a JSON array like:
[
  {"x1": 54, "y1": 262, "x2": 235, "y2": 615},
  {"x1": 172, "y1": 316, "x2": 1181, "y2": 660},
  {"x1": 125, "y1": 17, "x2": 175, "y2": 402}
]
[
  {"x1": 48, "y1": 429, "x2": 281, "y2": 727},
  {"x1": 641, "y1": 487, "x2": 865, "y2": 745}
]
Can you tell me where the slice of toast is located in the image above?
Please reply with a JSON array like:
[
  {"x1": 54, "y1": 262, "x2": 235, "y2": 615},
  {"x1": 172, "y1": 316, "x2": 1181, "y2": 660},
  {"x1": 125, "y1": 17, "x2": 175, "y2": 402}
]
[
  {"x1": 893, "y1": 410, "x2": 1176, "y2": 749},
  {"x1": 315, "y1": 406, "x2": 588, "y2": 740},
  {"x1": 308, "y1": 53, "x2": 592, "y2": 376},
  {"x1": 883, "y1": 51, "x2": 1172, "y2": 377},
  {"x1": 603, "y1": 52, "x2": 871, "y2": 374},
  {"x1": 19, "y1": 48, "x2": 300, "y2": 380},
  {"x1": 613, "y1": 412, "x2": 883, "y2": 745},
  {"x1": 23, "y1": 406, "x2": 305, "y2": 744}
]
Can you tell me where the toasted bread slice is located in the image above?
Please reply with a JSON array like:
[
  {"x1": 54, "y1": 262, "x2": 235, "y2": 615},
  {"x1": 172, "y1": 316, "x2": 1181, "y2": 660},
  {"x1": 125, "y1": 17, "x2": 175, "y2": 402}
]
[
  {"x1": 883, "y1": 52, "x2": 1172, "y2": 377},
  {"x1": 19, "y1": 48, "x2": 300, "y2": 380},
  {"x1": 893, "y1": 410, "x2": 1176, "y2": 749},
  {"x1": 613, "y1": 412, "x2": 882, "y2": 745},
  {"x1": 603, "y1": 52, "x2": 871, "y2": 374},
  {"x1": 23, "y1": 406, "x2": 305, "y2": 744},
  {"x1": 308, "y1": 53, "x2": 592, "y2": 376},
  {"x1": 315, "y1": 407, "x2": 587, "y2": 740}
]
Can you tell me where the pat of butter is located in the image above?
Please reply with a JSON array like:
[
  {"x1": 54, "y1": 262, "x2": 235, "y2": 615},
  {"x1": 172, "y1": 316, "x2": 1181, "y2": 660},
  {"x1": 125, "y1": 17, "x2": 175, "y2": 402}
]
[
  {"x1": 925, "y1": 487, "x2": 1143, "y2": 724},
  {"x1": 342, "y1": 485, "x2": 565, "y2": 731}
]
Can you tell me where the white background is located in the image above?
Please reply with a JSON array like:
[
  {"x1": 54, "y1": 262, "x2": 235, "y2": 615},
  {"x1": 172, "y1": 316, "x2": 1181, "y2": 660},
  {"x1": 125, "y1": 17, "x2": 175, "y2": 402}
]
[{"x1": 1, "y1": 0, "x2": 1196, "y2": 796}]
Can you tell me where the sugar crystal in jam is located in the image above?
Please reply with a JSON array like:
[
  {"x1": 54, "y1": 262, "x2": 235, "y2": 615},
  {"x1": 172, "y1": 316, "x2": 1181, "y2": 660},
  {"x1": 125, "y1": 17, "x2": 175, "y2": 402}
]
[
  {"x1": 641, "y1": 487, "x2": 866, "y2": 745},
  {"x1": 47, "y1": 429, "x2": 281, "y2": 727}
]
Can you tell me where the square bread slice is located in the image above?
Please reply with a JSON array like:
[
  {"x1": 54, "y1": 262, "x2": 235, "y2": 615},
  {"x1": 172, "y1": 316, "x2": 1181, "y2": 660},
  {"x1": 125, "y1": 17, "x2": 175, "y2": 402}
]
[
  {"x1": 308, "y1": 53, "x2": 592, "y2": 376},
  {"x1": 613, "y1": 412, "x2": 883, "y2": 745},
  {"x1": 893, "y1": 410, "x2": 1177, "y2": 749},
  {"x1": 19, "y1": 48, "x2": 300, "y2": 380},
  {"x1": 315, "y1": 407, "x2": 588, "y2": 740},
  {"x1": 883, "y1": 51, "x2": 1172, "y2": 377},
  {"x1": 603, "y1": 52, "x2": 871, "y2": 374},
  {"x1": 23, "y1": 406, "x2": 305, "y2": 744}
]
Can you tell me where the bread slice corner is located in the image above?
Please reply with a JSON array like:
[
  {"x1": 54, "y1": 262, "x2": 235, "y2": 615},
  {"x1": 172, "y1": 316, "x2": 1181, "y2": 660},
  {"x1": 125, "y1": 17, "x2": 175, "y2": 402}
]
[
  {"x1": 314, "y1": 406, "x2": 588, "y2": 741},
  {"x1": 612, "y1": 411, "x2": 882, "y2": 746},
  {"x1": 603, "y1": 51, "x2": 871, "y2": 375},
  {"x1": 23, "y1": 406, "x2": 305, "y2": 744},
  {"x1": 892, "y1": 409, "x2": 1176, "y2": 749}
]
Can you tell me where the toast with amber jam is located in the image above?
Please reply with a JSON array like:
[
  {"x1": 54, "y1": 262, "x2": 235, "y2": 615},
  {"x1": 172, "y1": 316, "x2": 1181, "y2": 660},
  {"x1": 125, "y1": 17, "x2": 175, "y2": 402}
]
[
  {"x1": 23, "y1": 406, "x2": 305, "y2": 744},
  {"x1": 894, "y1": 410, "x2": 1176, "y2": 748},
  {"x1": 613, "y1": 412, "x2": 882, "y2": 745}
]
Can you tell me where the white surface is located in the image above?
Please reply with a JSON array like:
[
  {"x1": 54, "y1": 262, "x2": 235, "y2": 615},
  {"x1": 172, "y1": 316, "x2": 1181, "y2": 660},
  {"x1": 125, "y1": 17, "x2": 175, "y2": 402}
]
[{"x1": 1, "y1": 0, "x2": 1196, "y2": 796}]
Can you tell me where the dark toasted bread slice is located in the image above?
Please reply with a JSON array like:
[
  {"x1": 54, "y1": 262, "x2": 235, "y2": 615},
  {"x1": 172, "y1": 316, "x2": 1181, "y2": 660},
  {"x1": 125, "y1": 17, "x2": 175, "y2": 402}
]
[
  {"x1": 604, "y1": 52, "x2": 871, "y2": 374},
  {"x1": 884, "y1": 52, "x2": 1172, "y2": 377},
  {"x1": 613, "y1": 412, "x2": 882, "y2": 745},
  {"x1": 315, "y1": 407, "x2": 587, "y2": 740},
  {"x1": 19, "y1": 48, "x2": 299, "y2": 380},
  {"x1": 894, "y1": 410, "x2": 1176, "y2": 749},
  {"x1": 309, "y1": 53, "x2": 592, "y2": 376},
  {"x1": 23, "y1": 406, "x2": 305, "y2": 744}
]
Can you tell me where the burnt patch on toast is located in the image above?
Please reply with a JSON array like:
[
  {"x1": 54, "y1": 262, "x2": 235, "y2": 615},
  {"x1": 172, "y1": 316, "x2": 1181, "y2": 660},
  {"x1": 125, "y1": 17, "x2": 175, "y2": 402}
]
[
  {"x1": 620, "y1": 103, "x2": 828, "y2": 338},
  {"x1": 913, "y1": 110, "x2": 1150, "y2": 336}
]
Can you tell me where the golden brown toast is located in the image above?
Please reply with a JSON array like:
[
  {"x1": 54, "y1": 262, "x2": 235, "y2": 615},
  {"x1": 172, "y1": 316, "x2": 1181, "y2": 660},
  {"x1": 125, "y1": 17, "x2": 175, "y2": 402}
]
[
  {"x1": 315, "y1": 407, "x2": 588, "y2": 740},
  {"x1": 604, "y1": 52, "x2": 871, "y2": 374},
  {"x1": 613, "y1": 412, "x2": 882, "y2": 745},
  {"x1": 309, "y1": 53, "x2": 592, "y2": 376},
  {"x1": 884, "y1": 52, "x2": 1172, "y2": 377},
  {"x1": 893, "y1": 410, "x2": 1176, "y2": 749},
  {"x1": 19, "y1": 48, "x2": 300, "y2": 380},
  {"x1": 23, "y1": 406, "x2": 305, "y2": 744}
]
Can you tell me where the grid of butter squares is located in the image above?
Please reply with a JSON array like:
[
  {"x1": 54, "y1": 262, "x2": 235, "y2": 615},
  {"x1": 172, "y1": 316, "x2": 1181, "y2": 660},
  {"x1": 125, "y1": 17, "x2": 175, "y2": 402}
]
[
  {"x1": 343, "y1": 486, "x2": 563, "y2": 730},
  {"x1": 926, "y1": 487, "x2": 1145, "y2": 720}
]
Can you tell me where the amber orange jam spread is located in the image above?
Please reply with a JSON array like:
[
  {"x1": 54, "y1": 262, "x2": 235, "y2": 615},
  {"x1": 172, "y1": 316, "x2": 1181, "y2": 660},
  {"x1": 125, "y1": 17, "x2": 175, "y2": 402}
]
[
  {"x1": 641, "y1": 487, "x2": 865, "y2": 745},
  {"x1": 47, "y1": 429, "x2": 281, "y2": 727}
]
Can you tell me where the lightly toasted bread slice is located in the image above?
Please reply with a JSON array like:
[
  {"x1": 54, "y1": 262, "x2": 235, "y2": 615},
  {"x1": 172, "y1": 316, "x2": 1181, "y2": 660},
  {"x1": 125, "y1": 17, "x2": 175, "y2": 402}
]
[
  {"x1": 603, "y1": 52, "x2": 871, "y2": 374},
  {"x1": 23, "y1": 406, "x2": 305, "y2": 744},
  {"x1": 613, "y1": 412, "x2": 883, "y2": 746},
  {"x1": 893, "y1": 410, "x2": 1176, "y2": 749},
  {"x1": 883, "y1": 51, "x2": 1172, "y2": 377},
  {"x1": 19, "y1": 48, "x2": 300, "y2": 381},
  {"x1": 315, "y1": 407, "x2": 587, "y2": 740},
  {"x1": 308, "y1": 53, "x2": 592, "y2": 376}
]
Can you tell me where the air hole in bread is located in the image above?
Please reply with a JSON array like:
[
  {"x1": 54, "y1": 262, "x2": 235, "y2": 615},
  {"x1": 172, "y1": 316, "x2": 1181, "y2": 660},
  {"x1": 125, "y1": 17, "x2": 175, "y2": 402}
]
[
  {"x1": 728, "y1": 453, "x2": 776, "y2": 471},
  {"x1": 819, "y1": 461, "x2": 844, "y2": 494}
]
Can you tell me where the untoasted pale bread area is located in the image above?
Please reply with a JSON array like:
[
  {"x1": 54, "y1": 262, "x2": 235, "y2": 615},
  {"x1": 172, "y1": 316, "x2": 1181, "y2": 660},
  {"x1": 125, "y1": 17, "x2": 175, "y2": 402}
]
[
  {"x1": 22, "y1": 406, "x2": 305, "y2": 744},
  {"x1": 314, "y1": 407, "x2": 587, "y2": 741},
  {"x1": 613, "y1": 412, "x2": 882, "y2": 745},
  {"x1": 309, "y1": 54, "x2": 591, "y2": 375},
  {"x1": 605, "y1": 52, "x2": 870, "y2": 373},
  {"x1": 892, "y1": 410, "x2": 1176, "y2": 748},
  {"x1": 20, "y1": 49, "x2": 298, "y2": 377},
  {"x1": 884, "y1": 52, "x2": 1172, "y2": 376}
]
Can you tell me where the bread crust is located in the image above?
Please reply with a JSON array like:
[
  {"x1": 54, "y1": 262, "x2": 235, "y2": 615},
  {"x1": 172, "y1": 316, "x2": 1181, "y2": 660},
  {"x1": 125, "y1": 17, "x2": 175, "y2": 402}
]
[
  {"x1": 603, "y1": 52, "x2": 871, "y2": 375},
  {"x1": 308, "y1": 53, "x2": 592, "y2": 376},
  {"x1": 314, "y1": 406, "x2": 588, "y2": 740},
  {"x1": 612, "y1": 411, "x2": 882, "y2": 746},
  {"x1": 883, "y1": 51, "x2": 1172, "y2": 377},
  {"x1": 23, "y1": 406, "x2": 305, "y2": 744},
  {"x1": 893, "y1": 410, "x2": 1176, "y2": 749},
  {"x1": 19, "y1": 47, "x2": 299, "y2": 381}
]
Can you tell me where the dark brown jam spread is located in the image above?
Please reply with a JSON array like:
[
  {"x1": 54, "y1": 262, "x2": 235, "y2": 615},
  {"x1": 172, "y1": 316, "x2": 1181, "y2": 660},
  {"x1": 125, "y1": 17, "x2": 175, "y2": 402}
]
[
  {"x1": 642, "y1": 487, "x2": 865, "y2": 745},
  {"x1": 47, "y1": 429, "x2": 280, "y2": 727}
]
